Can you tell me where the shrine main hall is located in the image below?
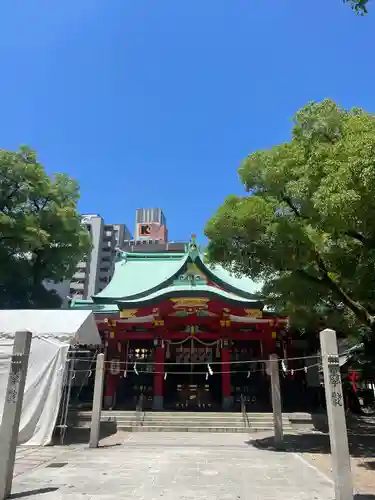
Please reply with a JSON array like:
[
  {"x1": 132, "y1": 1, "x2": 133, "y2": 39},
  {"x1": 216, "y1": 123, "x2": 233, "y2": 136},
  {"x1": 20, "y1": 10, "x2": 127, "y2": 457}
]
[{"x1": 70, "y1": 237, "x2": 314, "y2": 412}]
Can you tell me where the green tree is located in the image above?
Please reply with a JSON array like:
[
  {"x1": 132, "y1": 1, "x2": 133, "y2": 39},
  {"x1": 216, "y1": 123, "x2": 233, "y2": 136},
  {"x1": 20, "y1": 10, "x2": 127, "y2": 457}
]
[
  {"x1": 0, "y1": 146, "x2": 91, "y2": 308},
  {"x1": 205, "y1": 100, "x2": 375, "y2": 360},
  {"x1": 345, "y1": 0, "x2": 369, "y2": 14}
]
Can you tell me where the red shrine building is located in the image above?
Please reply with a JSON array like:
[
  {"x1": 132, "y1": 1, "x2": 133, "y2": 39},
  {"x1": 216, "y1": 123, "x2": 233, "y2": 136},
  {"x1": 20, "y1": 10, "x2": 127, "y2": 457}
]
[{"x1": 71, "y1": 237, "x2": 314, "y2": 412}]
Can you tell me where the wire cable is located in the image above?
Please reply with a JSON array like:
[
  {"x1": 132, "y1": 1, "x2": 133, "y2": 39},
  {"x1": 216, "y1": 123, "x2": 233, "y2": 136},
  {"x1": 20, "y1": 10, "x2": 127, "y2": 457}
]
[{"x1": 102, "y1": 353, "x2": 321, "y2": 366}]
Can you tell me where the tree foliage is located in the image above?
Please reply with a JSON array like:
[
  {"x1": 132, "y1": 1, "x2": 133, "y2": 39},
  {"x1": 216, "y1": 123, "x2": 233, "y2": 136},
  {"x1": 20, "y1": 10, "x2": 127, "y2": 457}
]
[
  {"x1": 344, "y1": 0, "x2": 369, "y2": 14},
  {"x1": 0, "y1": 146, "x2": 90, "y2": 308},
  {"x1": 205, "y1": 100, "x2": 375, "y2": 358}
]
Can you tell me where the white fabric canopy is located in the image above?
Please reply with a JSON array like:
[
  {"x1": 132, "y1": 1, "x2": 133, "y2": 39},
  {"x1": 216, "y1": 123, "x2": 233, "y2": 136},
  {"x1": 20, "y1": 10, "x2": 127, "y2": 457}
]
[
  {"x1": 0, "y1": 309, "x2": 101, "y2": 345},
  {"x1": 0, "y1": 309, "x2": 101, "y2": 446}
]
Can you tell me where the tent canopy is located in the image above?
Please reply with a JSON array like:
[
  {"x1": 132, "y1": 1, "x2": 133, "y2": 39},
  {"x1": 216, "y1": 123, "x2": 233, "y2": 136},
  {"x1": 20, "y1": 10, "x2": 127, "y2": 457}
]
[{"x1": 0, "y1": 309, "x2": 101, "y2": 345}]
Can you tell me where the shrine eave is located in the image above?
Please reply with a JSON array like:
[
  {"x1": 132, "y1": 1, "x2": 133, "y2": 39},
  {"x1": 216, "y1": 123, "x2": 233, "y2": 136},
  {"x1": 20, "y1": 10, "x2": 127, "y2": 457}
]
[
  {"x1": 97, "y1": 284, "x2": 263, "y2": 309},
  {"x1": 70, "y1": 299, "x2": 119, "y2": 314}
]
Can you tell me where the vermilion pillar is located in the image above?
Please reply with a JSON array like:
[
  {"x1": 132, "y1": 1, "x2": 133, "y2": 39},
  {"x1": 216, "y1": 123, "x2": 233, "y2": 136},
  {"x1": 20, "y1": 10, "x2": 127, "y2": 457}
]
[
  {"x1": 103, "y1": 337, "x2": 120, "y2": 409},
  {"x1": 104, "y1": 373, "x2": 117, "y2": 409},
  {"x1": 222, "y1": 346, "x2": 233, "y2": 410},
  {"x1": 153, "y1": 345, "x2": 165, "y2": 410}
]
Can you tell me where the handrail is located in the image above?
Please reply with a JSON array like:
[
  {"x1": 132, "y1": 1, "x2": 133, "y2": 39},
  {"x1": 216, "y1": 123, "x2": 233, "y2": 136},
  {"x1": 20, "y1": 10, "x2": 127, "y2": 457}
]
[
  {"x1": 135, "y1": 393, "x2": 145, "y2": 428},
  {"x1": 240, "y1": 394, "x2": 251, "y2": 429}
]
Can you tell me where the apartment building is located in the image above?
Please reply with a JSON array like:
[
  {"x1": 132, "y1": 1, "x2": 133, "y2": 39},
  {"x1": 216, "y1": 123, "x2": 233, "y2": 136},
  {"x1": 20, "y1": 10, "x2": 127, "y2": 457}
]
[
  {"x1": 69, "y1": 209, "x2": 170, "y2": 300},
  {"x1": 135, "y1": 207, "x2": 168, "y2": 243},
  {"x1": 69, "y1": 214, "x2": 132, "y2": 300}
]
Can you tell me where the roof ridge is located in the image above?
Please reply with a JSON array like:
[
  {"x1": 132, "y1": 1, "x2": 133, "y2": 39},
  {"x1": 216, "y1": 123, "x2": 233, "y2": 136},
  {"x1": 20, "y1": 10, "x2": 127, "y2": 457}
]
[{"x1": 122, "y1": 253, "x2": 186, "y2": 260}]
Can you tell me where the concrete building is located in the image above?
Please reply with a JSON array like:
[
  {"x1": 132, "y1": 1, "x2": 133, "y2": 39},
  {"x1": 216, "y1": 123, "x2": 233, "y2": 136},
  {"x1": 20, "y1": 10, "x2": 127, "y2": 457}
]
[
  {"x1": 69, "y1": 214, "x2": 132, "y2": 300},
  {"x1": 134, "y1": 208, "x2": 168, "y2": 243},
  {"x1": 69, "y1": 209, "x2": 171, "y2": 300}
]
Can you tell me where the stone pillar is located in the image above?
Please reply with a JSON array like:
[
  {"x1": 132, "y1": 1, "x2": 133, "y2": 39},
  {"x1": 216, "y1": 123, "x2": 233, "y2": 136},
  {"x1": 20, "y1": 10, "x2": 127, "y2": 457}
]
[
  {"x1": 0, "y1": 331, "x2": 32, "y2": 500},
  {"x1": 269, "y1": 353, "x2": 284, "y2": 449},
  {"x1": 153, "y1": 345, "x2": 164, "y2": 410},
  {"x1": 89, "y1": 353, "x2": 105, "y2": 448},
  {"x1": 320, "y1": 328, "x2": 353, "y2": 500},
  {"x1": 222, "y1": 346, "x2": 233, "y2": 410}
]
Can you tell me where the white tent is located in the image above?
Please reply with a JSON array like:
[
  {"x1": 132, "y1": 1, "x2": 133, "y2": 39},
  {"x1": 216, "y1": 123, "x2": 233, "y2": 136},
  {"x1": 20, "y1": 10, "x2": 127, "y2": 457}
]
[{"x1": 0, "y1": 310, "x2": 101, "y2": 446}]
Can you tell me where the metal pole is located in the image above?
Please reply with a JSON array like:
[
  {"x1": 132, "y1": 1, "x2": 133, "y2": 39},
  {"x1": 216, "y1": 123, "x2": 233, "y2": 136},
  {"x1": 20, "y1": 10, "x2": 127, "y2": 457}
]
[
  {"x1": 320, "y1": 329, "x2": 353, "y2": 500},
  {"x1": 89, "y1": 353, "x2": 105, "y2": 448},
  {"x1": 269, "y1": 353, "x2": 284, "y2": 449},
  {"x1": 60, "y1": 351, "x2": 75, "y2": 445},
  {"x1": 0, "y1": 330, "x2": 32, "y2": 500}
]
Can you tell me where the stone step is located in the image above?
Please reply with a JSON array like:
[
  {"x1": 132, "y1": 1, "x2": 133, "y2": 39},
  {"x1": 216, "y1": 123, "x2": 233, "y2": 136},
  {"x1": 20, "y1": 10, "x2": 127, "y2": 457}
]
[
  {"x1": 78, "y1": 413, "x2": 293, "y2": 419},
  {"x1": 115, "y1": 421, "x2": 277, "y2": 427},
  {"x1": 127, "y1": 422, "x2": 293, "y2": 428},
  {"x1": 73, "y1": 411, "x2": 314, "y2": 417},
  {"x1": 71, "y1": 415, "x2": 287, "y2": 422},
  {"x1": 71, "y1": 417, "x2": 292, "y2": 427},
  {"x1": 117, "y1": 416, "x2": 290, "y2": 422},
  {"x1": 68, "y1": 411, "x2": 320, "y2": 435},
  {"x1": 116, "y1": 426, "x2": 294, "y2": 433},
  {"x1": 71, "y1": 411, "x2": 312, "y2": 423},
  {"x1": 125, "y1": 423, "x2": 290, "y2": 428},
  {"x1": 144, "y1": 415, "x2": 287, "y2": 419}
]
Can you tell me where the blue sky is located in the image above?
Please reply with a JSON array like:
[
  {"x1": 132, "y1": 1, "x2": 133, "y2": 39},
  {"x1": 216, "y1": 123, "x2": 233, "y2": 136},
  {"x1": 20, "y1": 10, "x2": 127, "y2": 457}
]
[{"x1": 0, "y1": 0, "x2": 374, "y2": 243}]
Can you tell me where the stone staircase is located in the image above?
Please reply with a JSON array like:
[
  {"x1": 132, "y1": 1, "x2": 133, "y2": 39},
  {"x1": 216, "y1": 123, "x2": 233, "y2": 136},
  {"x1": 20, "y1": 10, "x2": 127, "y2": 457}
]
[{"x1": 68, "y1": 410, "x2": 320, "y2": 433}]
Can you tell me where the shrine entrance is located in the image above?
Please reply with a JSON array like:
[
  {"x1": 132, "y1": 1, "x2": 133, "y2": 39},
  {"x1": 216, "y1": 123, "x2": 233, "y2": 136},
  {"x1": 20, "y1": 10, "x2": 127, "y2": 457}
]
[
  {"x1": 164, "y1": 342, "x2": 221, "y2": 411},
  {"x1": 115, "y1": 341, "x2": 154, "y2": 410}
]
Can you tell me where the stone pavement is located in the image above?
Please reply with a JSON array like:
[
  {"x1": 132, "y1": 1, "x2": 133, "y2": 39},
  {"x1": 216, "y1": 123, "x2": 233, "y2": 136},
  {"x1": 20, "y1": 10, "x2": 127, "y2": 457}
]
[{"x1": 11, "y1": 432, "x2": 335, "y2": 500}]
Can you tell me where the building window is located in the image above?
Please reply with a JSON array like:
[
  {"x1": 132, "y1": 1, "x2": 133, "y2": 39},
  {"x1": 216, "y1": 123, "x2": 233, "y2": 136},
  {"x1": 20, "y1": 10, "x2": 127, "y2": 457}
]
[{"x1": 99, "y1": 277, "x2": 108, "y2": 283}]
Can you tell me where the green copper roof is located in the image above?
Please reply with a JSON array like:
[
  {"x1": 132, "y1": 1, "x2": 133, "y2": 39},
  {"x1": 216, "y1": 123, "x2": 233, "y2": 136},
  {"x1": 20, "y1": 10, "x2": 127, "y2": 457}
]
[
  {"x1": 91, "y1": 240, "x2": 263, "y2": 304},
  {"x1": 206, "y1": 264, "x2": 262, "y2": 296},
  {"x1": 94, "y1": 251, "x2": 189, "y2": 300}
]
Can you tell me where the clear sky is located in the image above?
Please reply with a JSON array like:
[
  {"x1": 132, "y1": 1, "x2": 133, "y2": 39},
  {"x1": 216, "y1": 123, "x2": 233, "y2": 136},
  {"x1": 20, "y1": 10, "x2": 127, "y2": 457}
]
[{"x1": 0, "y1": 0, "x2": 374, "y2": 243}]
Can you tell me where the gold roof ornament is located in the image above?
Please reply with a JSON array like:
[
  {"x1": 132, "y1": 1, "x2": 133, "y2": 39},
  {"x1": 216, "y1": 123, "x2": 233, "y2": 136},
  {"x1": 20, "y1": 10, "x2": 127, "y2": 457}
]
[
  {"x1": 120, "y1": 309, "x2": 138, "y2": 319},
  {"x1": 244, "y1": 309, "x2": 262, "y2": 318}
]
